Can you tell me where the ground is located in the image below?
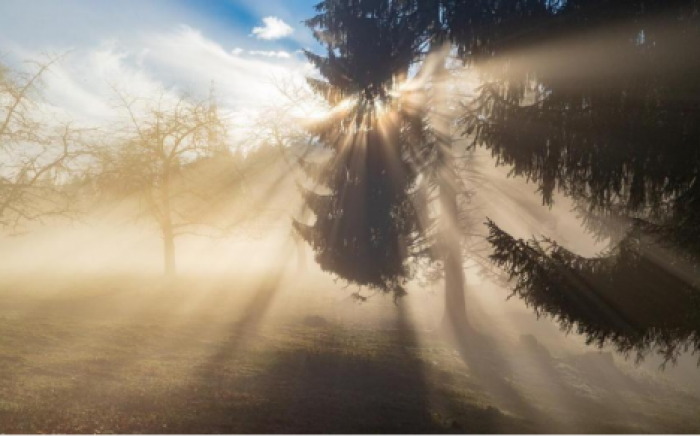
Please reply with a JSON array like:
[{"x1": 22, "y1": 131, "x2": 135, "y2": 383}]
[{"x1": 1, "y1": 274, "x2": 699, "y2": 434}]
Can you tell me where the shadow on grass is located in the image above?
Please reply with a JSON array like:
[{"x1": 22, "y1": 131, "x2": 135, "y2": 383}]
[
  {"x1": 448, "y1": 321, "x2": 691, "y2": 433},
  {"x1": 448, "y1": 326, "x2": 547, "y2": 427},
  {"x1": 172, "y1": 296, "x2": 531, "y2": 434}
]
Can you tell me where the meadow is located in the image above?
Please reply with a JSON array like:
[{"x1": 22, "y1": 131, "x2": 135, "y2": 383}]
[{"x1": 1, "y1": 273, "x2": 699, "y2": 434}]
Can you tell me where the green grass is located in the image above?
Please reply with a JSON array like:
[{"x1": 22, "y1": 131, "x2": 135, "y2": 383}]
[{"x1": 0, "y1": 276, "x2": 699, "y2": 433}]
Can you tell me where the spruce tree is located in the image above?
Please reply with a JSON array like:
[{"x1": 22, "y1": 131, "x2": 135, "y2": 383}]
[
  {"x1": 294, "y1": 0, "x2": 427, "y2": 299},
  {"x1": 296, "y1": 1, "x2": 477, "y2": 330},
  {"x1": 448, "y1": 0, "x2": 700, "y2": 360}
]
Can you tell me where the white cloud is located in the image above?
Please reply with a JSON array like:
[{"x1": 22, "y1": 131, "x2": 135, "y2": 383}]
[
  {"x1": 0, "y1": 0, "x2": 318, "y2": 148},
  {"x1": 144, "y1": 26, "x2": 304, "y2": 107},
  {"x1": 249, "y1": 50, "x2": 291, "y2": 59},
  {"x1": 2, "y1": 25, "x2": 313, "y2": 134},
  {"x1": 251, "y1": 16, "x2": 294, "y2": 40}
]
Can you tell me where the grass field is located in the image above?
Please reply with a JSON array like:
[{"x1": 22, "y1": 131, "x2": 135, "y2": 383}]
[{"x1": 1, "y1": 273, "x2": 699, "y2": 434}]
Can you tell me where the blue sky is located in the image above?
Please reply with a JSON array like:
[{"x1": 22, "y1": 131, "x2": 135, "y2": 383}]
[
  {"x1": 0, "y1": 0, "x2": 324, "y2": 123},
  {"x1": 0, "y1": 0, "x2": 321, "y2": 52}
]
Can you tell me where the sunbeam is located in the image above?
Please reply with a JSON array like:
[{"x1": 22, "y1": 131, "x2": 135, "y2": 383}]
[{"x1": 2, "y1": 0, "x2": 700, "y2": 433}]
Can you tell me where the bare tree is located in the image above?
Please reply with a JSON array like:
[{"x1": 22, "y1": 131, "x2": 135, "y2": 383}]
[
  {"x1": 0, "y1": 56, "x2": 87, "y2": 233},
  {"x1": 248, "y1": 76, "x2": 323, "y2": 166},
  {"x1": 95, "y1": 88, "x2": 241, "y2": 276},
  {"x1": 248, "y1": 76, "x2": 324, "y2": 272}
]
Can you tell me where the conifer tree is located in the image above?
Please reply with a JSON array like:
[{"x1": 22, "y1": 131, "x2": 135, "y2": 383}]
[
  {"x1": 449, "y1": 0, "x2": 700, "y2": 360},
  {"x1": 294, "y1": 0, "x2": 426, "y2": 298},
  {"x1": 296, "y1": 2, "x2": 476, "y2": 331}
]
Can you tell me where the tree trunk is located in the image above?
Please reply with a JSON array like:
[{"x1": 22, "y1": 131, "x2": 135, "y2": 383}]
[
  {"x1": 440, "y1": 184, "x2": 468, "y2": 335},
  {"x1": 431, "y1": 46, "x2": 469, "y2": 335},
  {"x1": 161, "y1": 165, "x2": 176, "y2": 277},
  {"x1": 163, "y1": 224, "x2": 176, "y2": 276}
]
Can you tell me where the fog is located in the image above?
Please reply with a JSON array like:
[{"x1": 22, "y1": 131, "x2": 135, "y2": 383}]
[{"x1": 3, "y1": 1, "x2": 700, "y2": 432}]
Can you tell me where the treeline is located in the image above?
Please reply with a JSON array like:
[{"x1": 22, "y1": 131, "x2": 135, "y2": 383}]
[{"x1": 0, "y1": 57, "x2": 305, "y2": 275}]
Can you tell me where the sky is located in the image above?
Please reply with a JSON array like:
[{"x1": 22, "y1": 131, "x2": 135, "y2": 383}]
[{"x1": 0, "y1": 0, "x2": 323, "y2": 124}]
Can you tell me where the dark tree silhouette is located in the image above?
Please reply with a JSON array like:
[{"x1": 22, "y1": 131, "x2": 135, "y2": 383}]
[
  {"x1": 294, "y1": 0, "x2": 428, "y2": 298},
  {"x1": 296, "y1": 1, "x2": 700, "y2": 352},
  {"x1": 450, "y1": 0, "x2": 700, "y2": 360},
  {"x1": 487, "y1": 219, "x2": 700, "y2": 363},
  {"x1": 296, "y1": 1, "x2": 483, "y2": 329}
]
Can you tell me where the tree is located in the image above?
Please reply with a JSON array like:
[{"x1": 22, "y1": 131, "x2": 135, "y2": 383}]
[
  {"x1": 294, "y1": 0, "x2": 427, "y2": 299},
  {"x1": 299, "y1": 0, "x2": 700, "y2": 357},
  {"x1": 0, "y1": 56, "x2": 86, "y2": 233},
  {"x1": 94, "y1": 88, "x2": 241, "y2": 276},
  {"x1": 423, "y1": 45, "x2": 472, "y2": 333},
  {"x1": 487, "y1": 218, "x2": 700, "y2": 364},
  {"x1": 449, "y1": 0, "x2": 700, "y2": 361},
  {"x1": 248, "y1": 77, "x2": 327, "y2": 273},
  {"x1": 297, "y1": 1, "x2": 496, "y2": 336}
]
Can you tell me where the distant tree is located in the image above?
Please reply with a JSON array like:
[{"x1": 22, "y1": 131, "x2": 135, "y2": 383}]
[
  {"x1": 421, "y1": 45, "x2": 474, "y2": 333},
  {"x1": 248, "y1": 77, "x2": 325, "y2": 273},
  {"x1": 0, "y1": 56, "x2": 87, "y2": 233},
  {"x1": 94, "y1": 88, "x2": 245, "y2": 276}
]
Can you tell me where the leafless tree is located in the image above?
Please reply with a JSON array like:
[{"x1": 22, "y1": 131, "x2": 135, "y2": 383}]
[
  {"x1": 249, "y1": 76, "x2": 322, "y2": 166},
  {"x1": 94, "y1": 88, "x2": 244, "y2": 276},
  {"x1": 247, "y1": 76, "x2": 324, "y2": 272},
  {"x1": 0, "y1": 56, "x2": 88, "y2": 233}
]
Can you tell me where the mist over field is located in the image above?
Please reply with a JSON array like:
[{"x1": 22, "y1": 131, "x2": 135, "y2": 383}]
[{"x1": 2, "y1": 0, "x2": 700, "y2": 434}]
